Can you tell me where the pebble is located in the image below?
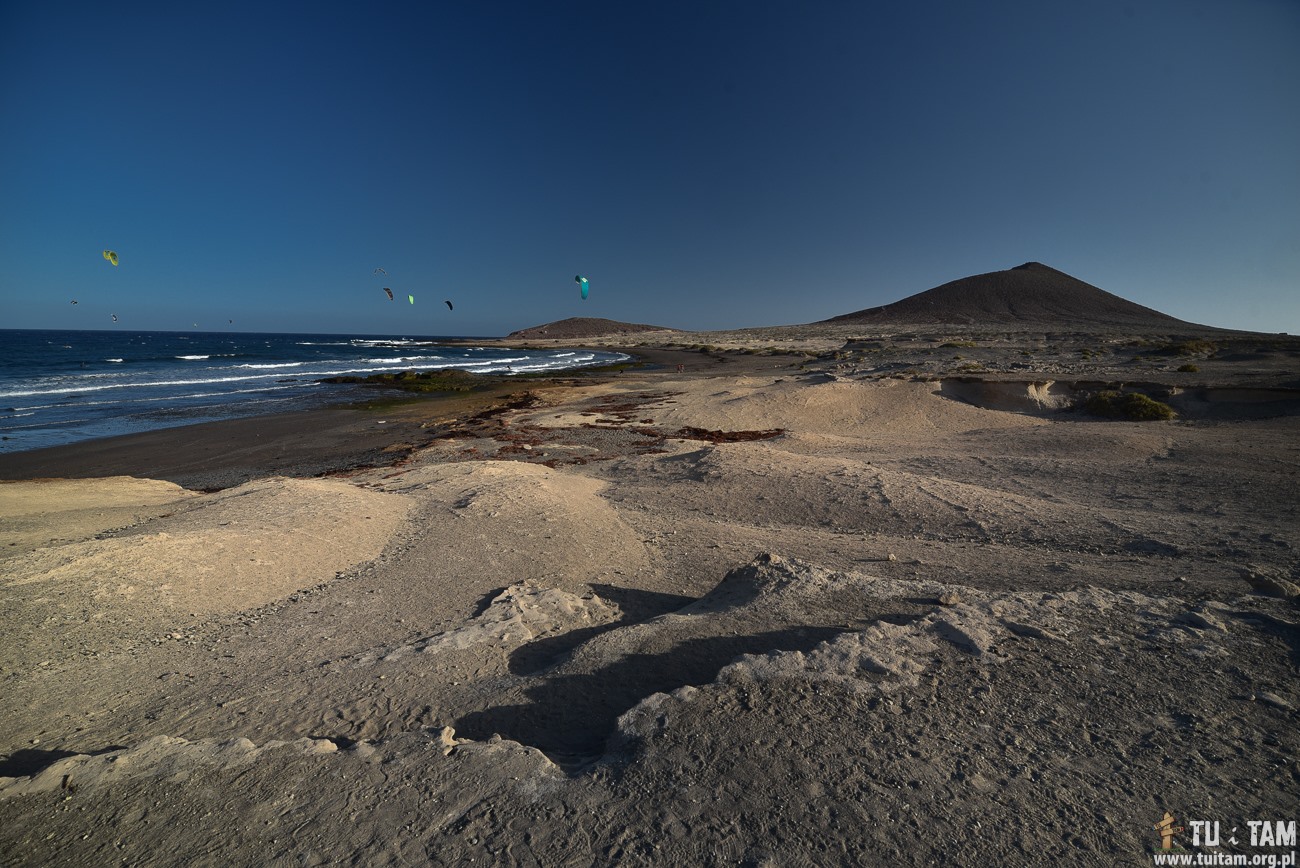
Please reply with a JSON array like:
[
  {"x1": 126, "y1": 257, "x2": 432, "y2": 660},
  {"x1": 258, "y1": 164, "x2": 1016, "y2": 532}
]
[
  {"x1": 438, "y1": 726, "x2": 459, "y2": 756},
  {"x1": 1241, "y1": 568, "x2": 1300, "y2": 600},
  {"x1": 1175, "y1": 611, "x2": 1227, "y2": 632},
  {"x1": 1257, "y1": 692, "x2": 1293, "y2": 711}
]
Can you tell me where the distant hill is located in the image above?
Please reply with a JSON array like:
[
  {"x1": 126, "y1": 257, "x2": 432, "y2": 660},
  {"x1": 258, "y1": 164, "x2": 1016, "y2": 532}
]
[
  {"x1": 507, "y1": 317, "x2": 676, "y2": 339},
  {"x1": 822, "y1": 262, "x2": 1194, "y2": 328}
]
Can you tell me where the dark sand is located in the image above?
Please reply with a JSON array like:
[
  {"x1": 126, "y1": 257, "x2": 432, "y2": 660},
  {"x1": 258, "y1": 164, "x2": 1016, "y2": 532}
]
[{"x1": 0, "y1": 347, "x2": 798, "y2": 490}]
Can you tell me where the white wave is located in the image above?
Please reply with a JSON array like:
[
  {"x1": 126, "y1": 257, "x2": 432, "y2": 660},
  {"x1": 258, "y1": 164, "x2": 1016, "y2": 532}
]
[
  {"x1": 474, "y1": 355, "x2": 531, "y2": 365},
  {"x1": 398, "y1": 359, "x2": 495, "y2": 370},
  {"x1": 500, "y1": 362, "x2": 561, "y2": 372},
  {"x1": 0, "y1": 417, "x2": 91, "y2": 431},
  {"x1": 0, "y1": 372, "x2": 311, "y2": 399},
  {"x1": 350, "y1": 338, "x2": 431, "y2": 347},
  {"x1": 0, "y1": 351, "x2": 633, "y2": 401},
  {"x1": 361, "y1": 355, "x2": 446, "y2": 364},
  {"x1": 1, "y1": 362, "x2": 461, "y2": 399},
  {"x1": 105, "y1": 358, "x2": 124, "y2": 363},
  {"x1": 176, "y1": 355, "x2": 210, "y2": 360},
  {"x1": 125, "y1": 383, "x2": 322, "y2": 405},
  {"x1": 235, "y1": 362, "x2": 306, "y2": 369},
  {"x1": 17, "y1": 386, "x2": 298, "y2": 413}
]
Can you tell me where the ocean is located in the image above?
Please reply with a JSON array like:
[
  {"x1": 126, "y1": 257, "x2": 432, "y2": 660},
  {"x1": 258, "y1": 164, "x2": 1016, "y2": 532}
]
[{"x1": 0, "y1": 329, "x2": 629, "y2": 453}]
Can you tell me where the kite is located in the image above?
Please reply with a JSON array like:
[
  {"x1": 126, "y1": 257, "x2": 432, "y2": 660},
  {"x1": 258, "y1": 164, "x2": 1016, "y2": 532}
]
[
  {"x1": 575, "y1": 275, "x2": 589, "y2": 300},
  {"x1": 382, "y1": 287, "x2": 394, "y2": 301},
  {"x1": 70, "y1": 300, "x2": 78, "y2": 305},
  {"x1": 102, "y1": 250, "x2": 118, "y2": 266},
  {"x1": 407, "y1": 294, "x2": 414, "y2": 305},
  {"x1": 374, "y1": 267, "x2": 387, "y2": 275},
  {"x1": 111, "y1": 314, "x2": 118, "y2": 322},
  {"x1": 444, "y1": 300, "x2": 453, "y2": 311}
]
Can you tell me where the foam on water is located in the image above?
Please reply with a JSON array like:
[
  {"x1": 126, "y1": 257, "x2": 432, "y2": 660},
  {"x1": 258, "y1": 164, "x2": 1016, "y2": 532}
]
[{"x1": 0, "y1": 329, "x2": 629, "y2": 452}]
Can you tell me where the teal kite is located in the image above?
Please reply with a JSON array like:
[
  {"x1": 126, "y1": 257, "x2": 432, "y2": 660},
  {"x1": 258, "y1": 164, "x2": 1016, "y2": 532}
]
[{"x1": 575, "y1": 275, "x2": 589, "y2": 300}]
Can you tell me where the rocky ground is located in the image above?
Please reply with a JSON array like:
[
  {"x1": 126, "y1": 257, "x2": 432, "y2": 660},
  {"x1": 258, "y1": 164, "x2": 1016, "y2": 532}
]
[{"x1": 2, "y1": 330, "x2": 1298, "y2": 867}]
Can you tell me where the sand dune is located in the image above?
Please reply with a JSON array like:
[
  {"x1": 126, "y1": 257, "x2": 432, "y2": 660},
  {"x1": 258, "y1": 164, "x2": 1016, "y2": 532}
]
[
  {"x1": 0, "y1": 477, "x2": 197, "y2": 559},
  {"x1": 1, "y1": 335, "x2": 1297, "y2": 866}
]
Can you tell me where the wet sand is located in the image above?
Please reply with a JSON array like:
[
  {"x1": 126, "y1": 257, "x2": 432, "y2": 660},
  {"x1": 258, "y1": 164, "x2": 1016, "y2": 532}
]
[{"x1": 0, "y1": 347, "x2": 766, "y2": 490}]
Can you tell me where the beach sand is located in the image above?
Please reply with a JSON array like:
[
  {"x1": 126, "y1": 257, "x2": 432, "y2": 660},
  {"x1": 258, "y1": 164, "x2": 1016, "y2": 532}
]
[{"x1": 1, "y1": 335, "x2": 1298, "y2": 866}]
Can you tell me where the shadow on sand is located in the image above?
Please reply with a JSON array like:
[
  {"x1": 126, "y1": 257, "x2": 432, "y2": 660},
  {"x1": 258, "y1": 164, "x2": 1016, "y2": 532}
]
[{"x1": 456, "y1": 626, "x2": 847, "y2": 768}]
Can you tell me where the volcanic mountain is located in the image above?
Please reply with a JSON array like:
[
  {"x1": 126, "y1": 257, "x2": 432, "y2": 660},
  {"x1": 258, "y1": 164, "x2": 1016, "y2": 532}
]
[
  {"x1": 822, "y1": 262, "x2": 1194, "y2": 329},
  {"x1": 507, "y1": 317, "x2": 676, "y2": 339}
]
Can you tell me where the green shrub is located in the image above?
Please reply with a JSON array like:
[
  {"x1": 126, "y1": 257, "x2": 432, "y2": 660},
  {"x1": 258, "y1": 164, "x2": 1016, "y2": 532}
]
[
  {"x1": 1151, "y1": 339, "x2": 1217, "y2": 357},
  {"x1": 323, "y1": 369, "x2": 484, "y2": 392},
  {"x1": 1084, "y1": 391, "x2": 1176, "y2": 421},
  {"x1": 1178, "y1": 339, "x2": 1217, "y2": 355},
  {"x1": 1177, "y1": 363, "x2": 1199, "y2": 373}
]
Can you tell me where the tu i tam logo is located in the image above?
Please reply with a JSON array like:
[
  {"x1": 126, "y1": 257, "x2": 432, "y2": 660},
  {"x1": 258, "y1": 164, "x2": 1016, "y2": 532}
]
[{"x1": 1151, "y1": 813, "x2": 1296, "y2": 867}]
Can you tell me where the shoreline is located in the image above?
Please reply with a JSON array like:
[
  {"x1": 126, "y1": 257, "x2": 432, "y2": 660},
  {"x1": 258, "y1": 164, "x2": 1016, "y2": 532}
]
[
  {"x1": 3, "y1": 325, "x2": 1297, "y2": 491},
  {"x1": 0, "y1": 345, "x2": 786, "y2": 490},
  {"x1": 0, "y1": 335, "x2": 643, "y2": 477}
]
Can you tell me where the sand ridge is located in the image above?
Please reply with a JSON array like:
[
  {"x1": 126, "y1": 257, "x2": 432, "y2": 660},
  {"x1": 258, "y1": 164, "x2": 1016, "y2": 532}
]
[
  {"x1": 3, "y1": 476, "x2": 412, "y2": 614},
  {"x1": 0, "y1": 476, "x2": 197, "y2": 559}
]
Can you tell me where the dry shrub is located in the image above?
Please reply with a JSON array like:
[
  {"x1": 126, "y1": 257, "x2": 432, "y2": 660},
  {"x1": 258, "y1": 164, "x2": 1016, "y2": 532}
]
[{"x1": 1084, "y1": 391, "x2": 1176, "y2": 421}]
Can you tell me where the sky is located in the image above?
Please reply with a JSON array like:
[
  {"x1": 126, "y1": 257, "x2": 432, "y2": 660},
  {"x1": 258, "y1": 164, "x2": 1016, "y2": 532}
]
[{"x1": 1, "y1": 0, "x2": 1297, "y2": 337}]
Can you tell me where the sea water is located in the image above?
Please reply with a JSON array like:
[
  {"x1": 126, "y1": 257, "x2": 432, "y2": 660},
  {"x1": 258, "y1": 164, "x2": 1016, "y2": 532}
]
[{"x1": 0, "y1": 329, "x2": 629, "y2": 453}]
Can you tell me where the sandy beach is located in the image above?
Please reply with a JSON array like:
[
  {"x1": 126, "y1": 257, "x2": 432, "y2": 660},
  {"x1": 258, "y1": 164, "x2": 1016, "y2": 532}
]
[{"x1": 2, "y1": 330, "x2": 1298, "y2": 866}]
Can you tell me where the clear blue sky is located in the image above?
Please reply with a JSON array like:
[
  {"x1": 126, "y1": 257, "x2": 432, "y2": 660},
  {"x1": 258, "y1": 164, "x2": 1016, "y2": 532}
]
[{"x1": 2, "y1": 1, "x2": 1297, "y2": 336}]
